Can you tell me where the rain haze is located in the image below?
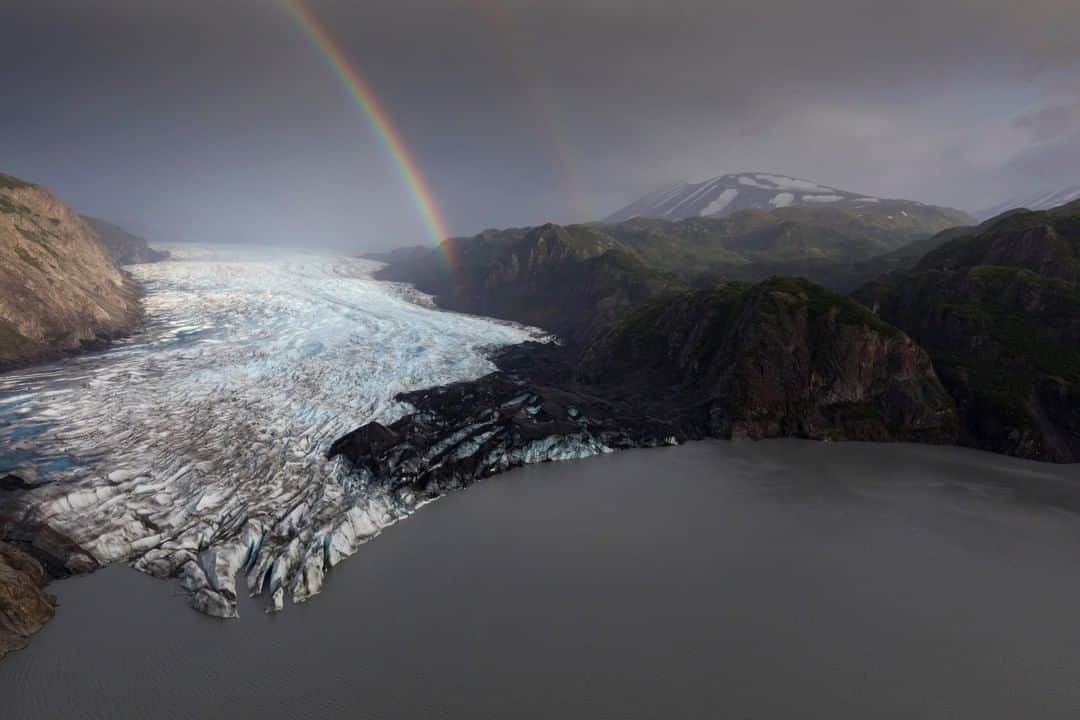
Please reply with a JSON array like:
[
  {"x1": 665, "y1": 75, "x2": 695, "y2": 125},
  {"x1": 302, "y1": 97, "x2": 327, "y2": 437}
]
[{"x1": 2, "y1": 0, "x2": 1079, "y2": 250}]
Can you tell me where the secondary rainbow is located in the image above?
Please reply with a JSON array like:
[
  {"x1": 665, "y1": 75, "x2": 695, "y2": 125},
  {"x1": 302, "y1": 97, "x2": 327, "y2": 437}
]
[
  {"x1": 283, "y1": 0, "x2": 452, "y2": 260},
  {"x1": 472, "y1": 0, "x2": 588, "y2": 223}
]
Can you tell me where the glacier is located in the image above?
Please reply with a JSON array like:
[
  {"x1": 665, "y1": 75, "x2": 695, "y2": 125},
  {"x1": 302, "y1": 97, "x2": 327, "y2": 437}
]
[{"x1": 0, "y1": 245, "x2": 541, "y2": 616}]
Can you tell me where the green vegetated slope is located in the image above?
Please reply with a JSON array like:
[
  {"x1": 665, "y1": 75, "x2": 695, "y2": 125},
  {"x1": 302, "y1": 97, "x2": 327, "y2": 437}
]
[
  {"x1": 855, "y1": 200, "x2": 1080, "y2": 461},
  {"x1": 580, "y1": 277, "x2": 958, "y2": 444}
]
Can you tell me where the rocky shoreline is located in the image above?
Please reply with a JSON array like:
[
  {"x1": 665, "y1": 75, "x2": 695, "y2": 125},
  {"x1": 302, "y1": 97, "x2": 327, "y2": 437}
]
[
  {"x1": 329, "y1": 277, "x2": 962, "y2": 505},
  {"x1": 328, "y1": 343, "x2": 687, "y2": 505},
  {"x1": 0, "y1": 480, "x2": 99, "y2": 659},
  {"x1": 0, "y1": 541, "x2": 56, "y2": 661}
]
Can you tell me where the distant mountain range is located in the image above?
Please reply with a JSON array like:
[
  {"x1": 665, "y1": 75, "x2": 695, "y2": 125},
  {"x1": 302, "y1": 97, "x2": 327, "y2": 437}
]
[
  {"x1": 372, "y1": 201, "x2": 972, "y2": 344},
  {"x1": 974, "y1": 187, "x2": 1080, "y2": 221},
  {"x1": 601, "y1": 203, "x2": 971, "y2": 288},
  {"x1": 373, "y1": 195, "x2": 1080, "y2": 463},
  {"x1": 605, "y1": 172, "x2": 968, "y2": 224}
]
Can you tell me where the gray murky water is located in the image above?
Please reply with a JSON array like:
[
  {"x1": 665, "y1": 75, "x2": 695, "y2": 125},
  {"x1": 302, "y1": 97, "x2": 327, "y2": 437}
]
[{"x1": 3, "y1": 439, "x2": 1080, "y2": 719}]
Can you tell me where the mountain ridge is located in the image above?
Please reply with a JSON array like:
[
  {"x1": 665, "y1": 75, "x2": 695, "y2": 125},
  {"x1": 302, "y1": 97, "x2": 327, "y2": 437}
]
[
  {"x1": 855, "y1": 199, "x2": 1080, "y2": 462},
  {"x1": 371, "y1": 197, "x2": 1079, "y2": 463},
  {"x1": 974, "y1": 187, "x2": 1080, "y2": 221}
]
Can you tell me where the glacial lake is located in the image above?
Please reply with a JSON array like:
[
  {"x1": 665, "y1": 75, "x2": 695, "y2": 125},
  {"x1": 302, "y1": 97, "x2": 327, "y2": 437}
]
[{"x1": 3, "y1": 439, "x2": 1080, "y2": 718}]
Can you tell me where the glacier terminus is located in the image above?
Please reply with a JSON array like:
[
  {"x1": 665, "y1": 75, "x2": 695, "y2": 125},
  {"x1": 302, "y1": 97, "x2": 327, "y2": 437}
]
[{"x1": 0, "y1": 245, "x2": 540, "y2": 616}]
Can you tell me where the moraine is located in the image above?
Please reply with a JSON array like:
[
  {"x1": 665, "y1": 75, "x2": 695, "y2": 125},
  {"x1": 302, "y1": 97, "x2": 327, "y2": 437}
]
[{"x1": 0, "y1": 245, "x2": 539, "y2": 616}]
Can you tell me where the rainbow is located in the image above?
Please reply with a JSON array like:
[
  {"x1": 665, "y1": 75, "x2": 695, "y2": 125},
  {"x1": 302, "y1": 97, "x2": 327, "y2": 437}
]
[{"x1": 283, "y1": 0, "x2": 452, "y2": 261}]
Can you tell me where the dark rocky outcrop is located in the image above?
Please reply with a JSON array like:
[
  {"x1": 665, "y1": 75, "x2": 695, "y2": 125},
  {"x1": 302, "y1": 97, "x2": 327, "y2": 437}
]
[
  {"x1": 0, "y1": 541, "x2": 56, "y2": 661},
  {"x1": 81, "y1": 215, "x2": 169, "y2": 266},
  {"x1": 855, "y1": 200, "x2": 1080, "y2": 462},
  {"x1": 329, "y1": 343, "x2": 687, "y2": 505},
  {"x1": 0, "y1": 172, "x2": 144, "y2": 372},
  {"x1": 1, "y1": 472, "x2": 100, "y2": 580},
  {"x1": 580, "y1": 278, "x2": 959, "y2": 444},
  {"x1": 331, "y1": 277, "x2": 958, "y2": 500}
]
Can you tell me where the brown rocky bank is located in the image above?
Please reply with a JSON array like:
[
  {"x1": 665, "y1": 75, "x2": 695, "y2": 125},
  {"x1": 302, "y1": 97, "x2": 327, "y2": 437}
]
[
  {"x1": 0, "y1": 172, "x2": 143, "y2": 372},
  {"x1": 0, "y1": 541, "x2": 55, "y2": 661}
]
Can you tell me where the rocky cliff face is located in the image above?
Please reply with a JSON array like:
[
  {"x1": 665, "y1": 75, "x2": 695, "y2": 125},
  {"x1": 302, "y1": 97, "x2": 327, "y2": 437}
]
[
  {"x1": 0, "y1": 541, "x2": 55, "y2": 661},
  {"x1": 581, "y1": 277, "x2": 958, "y2": 443},
  {"x1": 0, "y1": 172, "x2": 143, "y2": 372},
  {"x1": 855, "y1": 201, "x2": 1080, "y2": 462},
  {"x1": 81, "y1": 215, "x2": 169, "y2": 266}
]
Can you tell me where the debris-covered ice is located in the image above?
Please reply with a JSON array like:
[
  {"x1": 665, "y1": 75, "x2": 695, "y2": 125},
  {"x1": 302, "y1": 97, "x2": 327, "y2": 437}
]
[{"x1": 0, "y1": 245, "x2": 537, "y2": 616}]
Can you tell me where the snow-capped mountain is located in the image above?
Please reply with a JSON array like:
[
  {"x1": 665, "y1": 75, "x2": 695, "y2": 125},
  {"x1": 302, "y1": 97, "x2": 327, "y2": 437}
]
[
  {"x1": 606, "y1": 173, "x2": 891, "y2": 222},
  {"x1": 974, "y1": 187, "x2": 1080, "y2": 221}
]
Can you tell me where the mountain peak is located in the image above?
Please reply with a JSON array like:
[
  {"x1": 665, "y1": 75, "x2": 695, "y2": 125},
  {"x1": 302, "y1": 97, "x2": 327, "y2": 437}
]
[{"x1": 605, "y1": 173, "x2": 891, "y2": 222}]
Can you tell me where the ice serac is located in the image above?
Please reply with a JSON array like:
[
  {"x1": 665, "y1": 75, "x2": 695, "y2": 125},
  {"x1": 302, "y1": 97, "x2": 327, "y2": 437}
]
[{"x1": 0, "y1": 247, "x2": 538, "y2": 619}]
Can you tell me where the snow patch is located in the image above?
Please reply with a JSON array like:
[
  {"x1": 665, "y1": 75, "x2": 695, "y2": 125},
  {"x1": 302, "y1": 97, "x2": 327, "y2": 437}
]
[
  {"x1": 666, "y1": 178, "x2": 726, "y2": 216},
  {"x1": 757, "y1": 175, "x2": 836, "y2": 193},
  {"x1": 737, "y1": 176, "x2": 772, "y2": 189},
  {"x1": 701, "y1": 188, "x2": 739, "y2": 216}
]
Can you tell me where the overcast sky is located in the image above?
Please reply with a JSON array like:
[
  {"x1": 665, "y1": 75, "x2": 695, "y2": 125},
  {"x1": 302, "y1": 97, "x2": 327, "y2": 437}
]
[{"x1": 2, "y1": 0, "x2": 1078, "y2": 250}]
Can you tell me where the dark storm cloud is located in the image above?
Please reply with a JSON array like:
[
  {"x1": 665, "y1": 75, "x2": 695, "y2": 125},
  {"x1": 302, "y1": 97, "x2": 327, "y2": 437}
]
[{"x1": 2, "y1": 0, "x2": 1079, "y2": 250}]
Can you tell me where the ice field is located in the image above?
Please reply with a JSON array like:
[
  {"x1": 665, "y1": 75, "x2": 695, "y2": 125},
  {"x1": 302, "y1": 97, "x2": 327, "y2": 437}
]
[{"x1": 0, "y1": 245, "x2": 538, "y2": 615}]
